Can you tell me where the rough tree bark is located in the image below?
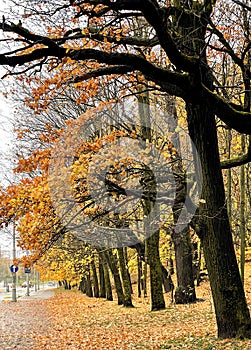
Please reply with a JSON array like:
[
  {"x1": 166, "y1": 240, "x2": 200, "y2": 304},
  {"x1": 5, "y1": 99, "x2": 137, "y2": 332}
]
[
  {"x1": 124, "y1": 247, "x2": 133, "y2": 294},
  {"x1": 117, "y1": 247, "x2": 134, "y2": 307},
  {"x1": 166, "y1": 96, "x2": 196, "y2": 303},
  {"x1": 172, "y1": 227, "x2": 195, "y2": 303},
  {"x1": 146, "y1": 230, "x2": 165, "y2": 311},
  {"x1": 102, "y1": 253, "x2": 113, "y2": 301},
  {"x1": 86, "y1": 266, "x2": 93, "y2": 298},
  {"x1": 104, "y1": 249, "x2": 124, "y2": 305},
  {"x1": 174, "y1": 0, "x2": 251, "y2": 337},
  {"x1": 137, "y1": 253, "x2": 143, "y2": 298},
  {"x1": 98, "y1": 253, "x2": 106, "y2": 298},
  {"x1": 91, "y1": 258, "x2": 99, "y2": 298},
  {"x1": 187, "y1": 102, "x2": 251, "y2": 338}
]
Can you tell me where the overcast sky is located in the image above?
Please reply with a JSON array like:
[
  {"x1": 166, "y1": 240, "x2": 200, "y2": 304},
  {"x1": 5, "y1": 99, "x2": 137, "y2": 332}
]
[
  {"x1": 0, "y1": 0, "x2": 14, "y2": 186},
  {"x1": 0, "y1": 85, "x2": 14, "y2": 183},
  {"x1": 0, "y1": 98, "x2": 12, "y2": 149}
]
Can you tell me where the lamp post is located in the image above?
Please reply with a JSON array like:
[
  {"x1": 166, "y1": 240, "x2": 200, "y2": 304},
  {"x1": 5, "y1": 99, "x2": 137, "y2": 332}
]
[
  {"x1": 25, "y1": 251, "x2": 31, "y2": 296},
  {"x1": 11, "y1": 223, "x2": 17, "y2": 302},
  {"x1": 26, "y1": 269, "x2": 30, "y2": 296}
]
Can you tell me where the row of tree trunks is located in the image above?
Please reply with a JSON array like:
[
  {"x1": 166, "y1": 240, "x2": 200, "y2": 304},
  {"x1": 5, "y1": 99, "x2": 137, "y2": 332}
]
[
  {"x1": 79, "y1": 228, "x2": 196, "y2": 312},
  {"x1": 79, "y1": 244, "x2": 166, "y2": 311},
  {"x1": 138, "y1": 84, "x2": 196, "y2": 306}
]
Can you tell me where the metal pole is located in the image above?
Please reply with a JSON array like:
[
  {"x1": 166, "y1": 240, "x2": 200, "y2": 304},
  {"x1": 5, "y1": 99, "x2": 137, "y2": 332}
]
[
  {"x1": 11, "y1": 223, "x2": 17, "y2": 302},
  {"x1": 37, "y1": 271, "x2": 40, "y2": 290},
  {"x1": 34, "y1": 266, "x2": 37, "y2": 292},
  {"x1": 26, "y1": 270, "x2": 30, "y2": 296}
]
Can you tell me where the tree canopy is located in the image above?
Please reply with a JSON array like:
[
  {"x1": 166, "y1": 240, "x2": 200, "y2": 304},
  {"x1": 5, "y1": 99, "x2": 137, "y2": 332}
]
[{"x1": 0, "y1": 0, "x2": 250, "y2": 133}]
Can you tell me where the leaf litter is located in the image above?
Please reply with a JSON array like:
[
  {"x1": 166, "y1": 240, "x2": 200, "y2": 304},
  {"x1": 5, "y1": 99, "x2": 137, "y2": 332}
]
[{"x1": 1, "y1": 269, "x2": 251, "y2": 349}]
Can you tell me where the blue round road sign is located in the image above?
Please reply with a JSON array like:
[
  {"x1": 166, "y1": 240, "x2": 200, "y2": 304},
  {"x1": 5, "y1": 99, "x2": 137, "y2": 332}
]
[{"x1": 10, "y1": 265, "x2": 18, "y2": 273}]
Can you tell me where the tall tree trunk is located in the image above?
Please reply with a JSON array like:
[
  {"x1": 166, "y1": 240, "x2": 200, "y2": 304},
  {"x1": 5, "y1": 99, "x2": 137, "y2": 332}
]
[
  {"x1": 195, "y1": 240, "x2": 202, "y2": 287},
  {"x1": 143, "y1": 258, "x2": 147, "y2": 297},
  {"x1": 117, "y1": 248, "x2": 134, "y2": 307},
  {"x1": 132, "y1": 242, "x2": 172, "y2": 298},
  {"x1": 187, "y1": 102, "x2": 251, "y2": 338},
  {"x1": 165, "y1": 95, "x2": 196, "y2": 303},
  {"x1": 79, "y1": 277, "x2": 86, "y2": 294},
  {"x1": 137, "y1": 253, "x2": 143, "y2": 297},
  {"x1": 124, "y1": 247, "x2": 133, "y2": 294},
  {"x1": 91, "y1": 258, "x2": 99, "y2": 298},
  {"x1": 171, "y1": 0, "x2": 251, "y2": 337},
  {"x1": 86, "y1": 266, "x2": 93, "y2": 298},
  {"x1": 226, "y1": 121, "x2": 232, "y2": 229},
  {"x1": 239, "y1": 5, "x2": 251, "y2": 287},
  {"x1": 172, "y1": 227, "x2": 196, "y2": 303},
  {"x1": 102, "y1": 253, "x2": 113, "y2": 301},
  {"x1": 104, "y1": 249, "x2": 124, "y2": 305},
  {"x1": 138, "y1": 80, "x2": 173, "y2": 307},
  {"x1": 98, "y1": 253, "x2": 106, "y2": 298},
  {"x1": 146, "y1": 230, "x2": 165, "y2": 311},
  {"x1": 240, "y1": 135, "x2": 246, "y2": 284}
]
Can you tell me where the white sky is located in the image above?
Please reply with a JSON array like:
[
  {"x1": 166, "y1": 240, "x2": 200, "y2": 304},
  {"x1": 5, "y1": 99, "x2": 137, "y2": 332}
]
[
  {"x1": 0, "y1": 89, "x2": 14, "y2": 185},
  {"x1": 0, "y1": 1, "x2": 22, "y2": 253},
  {"x1": 0, "y1": 0, "x2": 15, "y2": 186},
  {"x1": 0, "y1": 95, "x2": 14, "y2": 252},
  {"x1": 0, "y1": 98, "x2": 12, "y2": 149}
]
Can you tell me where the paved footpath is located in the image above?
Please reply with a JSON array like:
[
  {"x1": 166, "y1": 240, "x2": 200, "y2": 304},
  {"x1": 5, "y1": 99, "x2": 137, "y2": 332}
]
[{"x1": 0, "y1": 289, "x2": 55, "y2": 349}]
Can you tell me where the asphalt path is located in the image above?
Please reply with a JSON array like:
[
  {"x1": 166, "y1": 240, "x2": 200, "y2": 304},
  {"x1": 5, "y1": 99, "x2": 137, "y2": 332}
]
[
  {"x1": 0, "y1": 287, "x2": 55, "y2": 349},
  {"x1": 0, "y1": 286, "x2": 55, "y2": 302},
  {"x1": 0, "y1": 286, "x2": 28, "y2": 302}
]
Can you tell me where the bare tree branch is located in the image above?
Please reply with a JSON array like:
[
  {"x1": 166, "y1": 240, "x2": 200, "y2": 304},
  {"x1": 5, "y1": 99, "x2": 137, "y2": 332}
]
[{"x1": 232, "y1": 0, "x2": 251, "y2": 11}]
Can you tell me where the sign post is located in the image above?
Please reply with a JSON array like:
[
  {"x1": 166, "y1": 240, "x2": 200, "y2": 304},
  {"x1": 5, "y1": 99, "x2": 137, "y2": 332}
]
[
  {"x1": 10, "y1": 265, "x2": 19, "y2": 273},
  {"x1": 25, "y1": 267, "x2": 31, "y2": 296},
  {"x1": 10, "y1": 265, "x2": 18, "y2": 302}
]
